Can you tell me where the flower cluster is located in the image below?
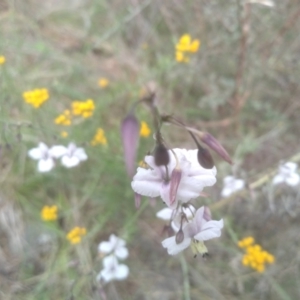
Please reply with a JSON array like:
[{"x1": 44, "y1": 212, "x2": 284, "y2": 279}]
[
  {"x1": 23, "y1": 88, "x2": 49, "y2": 108},
  {"x1": 0, "y1": 55, "x2": 5, "y2": 65},
  {"x1": 272, "y1": 162, "x2": 300, "y2": 187},
  {"x1": 140, "y1": 121, "x2": 151, "y2": 138},
  {"x1": 97, "y1": 234, "x2": 129, "y2": 283},
  {"x1": 72, "y1": 99, "x2": 95, "y2": 118},
  {"x1": 221, "y1": 176, "x2": 245, "y2": 197},
  {"x1": 67, "y1": 227, "x2": 86, "y2": 244},
  {"x1": 28, "y1": 142, "x2": 87, "y2": 172},
  {"x1": 131, "y1": 148, "x2": 224, "y2": 256},
  {"x1": 175, "y1": 34, "x2": 200, "y2": 63},
  {"x1": 54, "y1": 110, "x2": 72, "y2": 126},
  {"x1": 41, "y1": 205, "x2": 58, "y2": 221},
  {"x1": 121, "y1": 91, "x2": 232, "y2": 257},
  {"x1": 98, "y1": 78, "x2": 109, "y2": 88},
  {"x1": 238, "y1": 237, "x2": 275, "y2": 273},
  {"x1": 91, "y1": 128, "x2": 107, "y2": 146}
]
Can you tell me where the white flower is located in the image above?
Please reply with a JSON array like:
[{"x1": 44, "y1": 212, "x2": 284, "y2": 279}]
[
  {"x1": 272, "y1": 162, "x2": 300, "y2": 187},
  {"x1": 98, "y1": 234, "x2": 128, "y2": 260},
  {"x1": 131, "y1": 149, "x2": 217, "y2": 209},
  {"x1": 221, "y1": 176, "x2": 245, "y2": 197},
  {"x1": 28, "y1": 142, "x2": 56, "y2": 172},
  {"x1": 51, "y1": 143, "x2": 87, "y2": 168},
  {"x1": 161, "y1": 206, "x2": 223, "y2": 256},
  {"x1": 97, "y1": 255, "x2": 129, "y2": 283}
]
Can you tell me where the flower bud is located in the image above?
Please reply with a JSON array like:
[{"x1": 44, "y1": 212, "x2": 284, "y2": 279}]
[
  {"x1": 175, "y1": 229, "x2": 184, "y2": 244},
  {"x1": 200, "y1": 132, "x2": 232, "y2": 164},
  {"x1": 197, "y1": 147, "x2": 214, "y2": 169},
  {"x1": 169, "y1": 168, "x2": 182, "y2": 207},
  {"x1": 121, "y1": 113, "x2": 140, "y2": 177},
  {"x1": 154, "y1": 143, "x2": 170, "y2": 166}
]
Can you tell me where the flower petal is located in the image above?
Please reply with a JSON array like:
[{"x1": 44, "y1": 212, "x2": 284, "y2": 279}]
[
  {"x1": 98, "y1": 241, "x2": 114, "y2": 253},
  {"x1": 28, "y1": 147, "x2": 42, "y2": 160},
  {"x1": 286, "y1": 174, "x2": 300, "y2": 186},
  {"x1": 74, "y1": 148, "x2": 88, "y2": 161},
  {"x1": 115, "y1": 263, "x2": 129, "y2": 280},
  {"x1": 38, "y1": 158, "x2": 54, "y2": 172},
  {"x1": 61, "y1": 155, "x2": 80, "y2": 168},
  {"x1": 49, "y1": 145, "x2": 67, "y2": 158},
  {"x1": 161, "y1": 235, "x2": 191, "y2": 255},
  {"x1": 272, "y1": 174, "x2": 284, "y2": 186},
  {"x1": 194, "y1": 219, "x2": 224, "y2": 241},
  {"x1": 156, "y1": 208, "x2": 173, "y2": 220},
  {"x1": 131, "y1": 168, "x2": 161, "y2": 198},
  {"x1": 115, "y1": 246, "x2": 129, "y2": 260}
]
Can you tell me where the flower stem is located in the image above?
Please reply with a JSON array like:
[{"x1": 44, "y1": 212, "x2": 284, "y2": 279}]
[{"x1": 179, "y1": 254, "x2": 191, "y2": 300}]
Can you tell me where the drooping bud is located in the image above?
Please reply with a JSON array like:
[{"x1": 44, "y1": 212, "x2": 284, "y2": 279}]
[
  {"x1": 154, "y1": 143, "x2": 170, "y2": 166},
  {"x1": 121, "y1": 113, "x2": 140, "y2": 177},
  {"x1": 197, "y1": 147, "x2": 214, "y2": 169},
  {"x1": 199, "y1": 132, "x2": 232, "y2": 164},
  {"x1": 169, "y1": 167, "x2": 182, "y2": 207},
  {"x1": 175, "y1": 228, "x2": 184, "y2": 244}
]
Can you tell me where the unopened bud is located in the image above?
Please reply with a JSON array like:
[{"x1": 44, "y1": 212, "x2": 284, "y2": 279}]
[
  {"x1": 197, "y1": 147, "x2": 214, "y2": 169},
  {"x1": 154, "y1": 143, "x2": 170, "y2": 166},
  {"x1": 169, "y1": 168, "x2": 182, "y2": 207},
  {"x1": 200, "y1": 132, "x2": 232, "y2": 164},
  {"x1": 121, "y1": 113, "x2": 140, "y2": 177},
  {"x1": 175, "y1": 229, "x2": 184, "y2": 244}
]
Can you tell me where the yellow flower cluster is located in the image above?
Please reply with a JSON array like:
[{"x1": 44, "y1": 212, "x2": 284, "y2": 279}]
[
  {"x1": 175, "y1": 34, "x2": 200, "y2": 63},
  {"x1": 0, "y1": 55, "x2": 5, "y2": 64},
  {"x1": 54, "y1": 110, "x2": 72, "y2": 126},
  {"x1": 41, "y1": 205, "x2": 58, "y2": 221},
  {"x1": 23, "y1": 88, "x2": 49, "y2": 108},
  {"x1": 238, "y1": 236, "x2": 275, "y2": 273},
  {"x1": 140, "y1": 121, "x2": 151, "y2": 137},
  {"x1": 72, "y1": 99, "x2": 95, "y2": 118},
  {"x1": 91, "y1": 128, "x2": 107, "y2": 146},
  {"x1": 67, "y1": 227, "x2": 86, "y2": 244},
  {"x1": 98, "y1": 78, "x2": 109, "y2": 88}
]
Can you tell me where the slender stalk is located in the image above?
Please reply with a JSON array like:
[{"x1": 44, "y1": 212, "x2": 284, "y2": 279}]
[{"x1": 179, "y1": 254, "x2": 191, "y2": 300}]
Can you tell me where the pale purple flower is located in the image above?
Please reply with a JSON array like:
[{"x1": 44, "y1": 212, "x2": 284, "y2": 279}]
[
  {"x1": 221, "y1": 176, "x2": 245, "y2": 197},
  {"x1": 131, "y1": 149, "x2": 217, "y2": 209},
  {"x1": 96, "y1": 255, "x2": 129, "y2": 283},
  {"x1": 161, "y1": 206, "x2": 223, "y2": 256},
  {"x1": 272, "y1": 162, "x2": 300, "y2": 187},
  {"x1": 98, "y1": 234, "x2": 128, "y2": 260},
  {"x1": 51, "y1": 143, "x2": 87, "y2": 168},
  {"x1": 28, "y1": 142, "x2": 56, "y2": 172}
]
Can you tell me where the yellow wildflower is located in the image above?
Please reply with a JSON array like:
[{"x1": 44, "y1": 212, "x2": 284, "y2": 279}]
[
  {"x1": 72, "y1": 99, "x2": 95, "y2": 118},
  {"x1": 41, "y1": 205, "x2": 58, "y2": 221},
  {"x1": 238, "y1": 237, "x2": 275, "y2": 273},
  {"x1": 91, "y1": 128, "x2": 107, "y2": 146},
  {"x1": 175, "y1": 34, "x2": 201, "y2": 63},
  {"x1": 98, "y1": 78, "x2": 109, "y2": 88},
  {"x1": 140, "y1": 121, "x2": 151, "y2": 137},
  {"x1": 55, "y1": 109, "x2": 72, "y2": 126},
  {"x1": 61, "y1": 131, "x2": 68, "y2": 138},
  {"x1": 23, "y1": 88, "x2": 49, "y2": 108},
  {"x1": 67, "y1": 227, "x2": 86, "y2": 244},
  {"x1": 0, "y1": 55, "x2": 6, "y2": 65}
]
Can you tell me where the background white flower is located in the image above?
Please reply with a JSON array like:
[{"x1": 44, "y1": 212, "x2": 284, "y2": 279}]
[
  {"x1": 272, "y1": 162, "x2": 300, "y2": 187},
  {"x1": 132, "y1": 149, "x2": 217, "y2": 208},
  {"x1": 51, "y1": 143, "x2": 88, "y2": 168},
  {"x1": 98, "y1": 234, "x2": 128, "y2": 260},
  {"x1": 221, "y1": 176, "x2": 245, "y2": 197},
  {"x1": 96, "y1": 255, "x2": 129, "y2": 283},
  {"x1": 28, "y1": 142, "x2": 56, "y2": 172},
  {"x1": 162, "y1": 206, "x2": 223, "y2": 255}
]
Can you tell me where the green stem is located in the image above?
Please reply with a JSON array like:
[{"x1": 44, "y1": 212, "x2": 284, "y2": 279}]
[{"x1": 180, "y1": 254, "x2": 191, "y2": 300}]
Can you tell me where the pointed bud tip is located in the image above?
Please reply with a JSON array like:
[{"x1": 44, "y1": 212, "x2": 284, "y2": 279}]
[
  {"x1": 154, "y1": 144, "x2": 170, "y2": 166},
  {"x1": 175, "y1": 229, "x2": 184, "y2": 244},
  {"x1": 197, "y1": 147, "x2": 214, "y2": 169}
]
